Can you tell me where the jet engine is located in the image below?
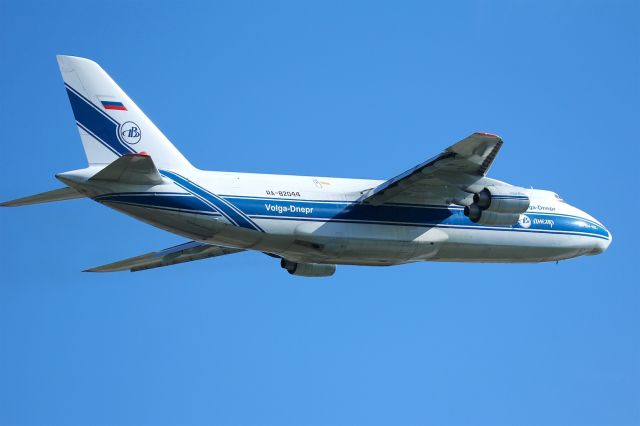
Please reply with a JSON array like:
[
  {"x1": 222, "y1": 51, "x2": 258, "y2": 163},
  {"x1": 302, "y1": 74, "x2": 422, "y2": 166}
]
[
  {"x1": 473, "y1": 187, "x2": 530, "y2": 213},
  {"x1": 464, "y1": 186, "x2": 529, "y2": 226},
  {"x1": 464, "y1": 204, "x2": 521, "y2": 226},
  {"x1": 280, "y1": 259, "x2": 336, "y2": 277}
]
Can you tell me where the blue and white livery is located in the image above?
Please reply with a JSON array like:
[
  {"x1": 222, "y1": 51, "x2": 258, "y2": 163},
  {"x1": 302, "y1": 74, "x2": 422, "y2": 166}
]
[{"x1": 1, "y1": 56, "x2": 612, "y2": 277}]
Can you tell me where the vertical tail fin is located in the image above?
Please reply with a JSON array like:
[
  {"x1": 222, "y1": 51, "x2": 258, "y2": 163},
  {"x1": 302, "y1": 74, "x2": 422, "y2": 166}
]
[{"x1": 57, "y1": 55, "x2": 192, "y2": 170}]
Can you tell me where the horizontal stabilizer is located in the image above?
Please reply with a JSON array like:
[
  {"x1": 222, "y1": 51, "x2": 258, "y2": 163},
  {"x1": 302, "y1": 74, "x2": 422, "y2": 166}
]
[
  {"x1": 89, "y1": 152, "x2": 163, "y2": 185},
  {"x1": 1, "y1": 186, "x2": 84, "y2": 207},
  {"x1": 85, "y1": 240, "x2": 245, "y2": 272}
]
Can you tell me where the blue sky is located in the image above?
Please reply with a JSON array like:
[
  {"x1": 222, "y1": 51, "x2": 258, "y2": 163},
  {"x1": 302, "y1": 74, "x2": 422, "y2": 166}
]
[{"x1": 0, "y1": 1, "x2": 638, "y2": 425}]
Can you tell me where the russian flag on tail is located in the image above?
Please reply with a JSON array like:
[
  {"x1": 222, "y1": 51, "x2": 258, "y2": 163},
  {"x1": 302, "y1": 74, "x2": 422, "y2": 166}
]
[{"x1": 101, "y1": 100, "x2": 127, "y2": 111}]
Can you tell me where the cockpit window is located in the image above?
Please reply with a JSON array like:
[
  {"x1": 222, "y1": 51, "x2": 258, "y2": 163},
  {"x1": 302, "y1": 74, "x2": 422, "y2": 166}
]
[{"x1": 554, "y1": 193, "x2": 566, "y2": 203}]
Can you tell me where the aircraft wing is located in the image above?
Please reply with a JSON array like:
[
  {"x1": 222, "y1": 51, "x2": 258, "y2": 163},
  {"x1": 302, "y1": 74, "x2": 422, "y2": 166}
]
[
  {"x1": 85, "y1": 241, "x2": 245, "y2": 272},
  {"x1": 361, "y1": 132, "x2": 503, "y2": 205}
]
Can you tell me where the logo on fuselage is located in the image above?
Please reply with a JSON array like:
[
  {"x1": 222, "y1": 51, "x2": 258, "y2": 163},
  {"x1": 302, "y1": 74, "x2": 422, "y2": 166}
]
[
  {"x1": 534, "y1": 218, "x2": 555, "y2": 228},
  {"x1": 120, "y1": 121, "x2": 141, "y2": 144},
  {"x1": 518, "y1": 214, "x2": 531, "y2": 228}
]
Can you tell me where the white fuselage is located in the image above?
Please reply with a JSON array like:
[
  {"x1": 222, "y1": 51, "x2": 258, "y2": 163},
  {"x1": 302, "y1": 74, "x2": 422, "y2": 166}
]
[{"x1": 60, "y1": 167, "x2": 612, "y2": 266}]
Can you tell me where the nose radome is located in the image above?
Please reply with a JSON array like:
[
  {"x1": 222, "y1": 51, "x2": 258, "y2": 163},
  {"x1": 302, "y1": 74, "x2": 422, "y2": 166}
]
[
  {"x1": 589, "y1": 233, "x2": 611, "y2": 255},
  {"x1": 587, "y1": 220, "x2": 612, "y2": 255},
  {"x1": 603, "y1": 226, "x2": 613, "y2": 249},
  {"x1": 573, "y1": 207, "x2": 612, "y2": 255}
]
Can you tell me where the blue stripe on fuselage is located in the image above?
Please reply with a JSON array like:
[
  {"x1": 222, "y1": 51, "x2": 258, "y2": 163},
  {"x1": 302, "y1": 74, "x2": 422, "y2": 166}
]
[
  {"x1": 234, "y1": 196, "x2": 454, "y2": 224},
  {"x1": 159, "y1": 170, "x2": 264, "y2": 232},
  {"x1": 226, "y1": 195, "x2": 609, "y2": 239},
  {"x1": 95, "y1": 191, "x2": 609, "y2": 240}
]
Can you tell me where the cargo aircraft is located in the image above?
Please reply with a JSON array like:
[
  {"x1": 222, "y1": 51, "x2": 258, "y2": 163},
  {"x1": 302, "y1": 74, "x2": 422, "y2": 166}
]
[{"x1": 1, "y1": 56, "x2": 612, "y2": 276}]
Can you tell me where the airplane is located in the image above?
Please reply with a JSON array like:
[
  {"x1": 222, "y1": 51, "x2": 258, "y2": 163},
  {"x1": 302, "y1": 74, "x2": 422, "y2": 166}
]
[{"x1": 0, "y1": 56, "x2": 612, "y2": 277}]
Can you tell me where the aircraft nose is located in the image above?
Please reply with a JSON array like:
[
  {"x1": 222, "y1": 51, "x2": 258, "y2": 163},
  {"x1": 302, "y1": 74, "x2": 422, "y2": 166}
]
[
  {"x1": 574, "y1": 207, "x2": 612, "y2": 256},
  {"x1": 586, "y1": 222, "x2": 612, "y2": 256},
  {"x1": 591, "y1": 231, "x2": 612, "y2": 255}
]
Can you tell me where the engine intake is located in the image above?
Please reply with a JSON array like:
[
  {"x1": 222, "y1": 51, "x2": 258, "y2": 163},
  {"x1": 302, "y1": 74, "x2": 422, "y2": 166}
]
[{"x1": 281, "y1": 259, "x2": 336, "y2": 277}]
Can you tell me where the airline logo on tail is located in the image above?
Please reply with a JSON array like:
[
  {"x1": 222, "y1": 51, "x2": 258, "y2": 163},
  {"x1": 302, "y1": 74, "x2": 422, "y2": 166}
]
[{"x1": 120, "y1": 121, "x2": 142, "y2": 144}]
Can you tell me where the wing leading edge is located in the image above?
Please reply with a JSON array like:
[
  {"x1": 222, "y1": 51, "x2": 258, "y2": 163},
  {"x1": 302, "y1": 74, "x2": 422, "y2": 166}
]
[
  {"x1": 361, "y1": 132, "x2": 503, "y2": 205},
  {"x1": 85, "y1": 241, "x2": 245, "y2": 272}
]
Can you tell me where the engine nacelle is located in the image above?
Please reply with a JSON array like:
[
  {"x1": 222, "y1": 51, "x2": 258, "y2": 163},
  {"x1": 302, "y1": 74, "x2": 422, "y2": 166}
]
[
  {"x1": 469, "y1": 210, "x2": 520, "y2": 226},
  {"x1": 473, "y1": 186, "x2": 529, "y2": 214},
  {"x1": 280, "y1": 259, "x2": 336, "y2": 277},
  {"x1": 464, "y1": 204, "x2": 520, "y2": 226}
]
